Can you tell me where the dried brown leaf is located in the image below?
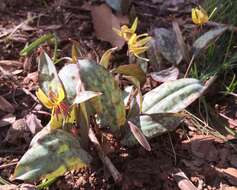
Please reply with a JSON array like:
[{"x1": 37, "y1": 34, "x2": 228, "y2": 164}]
[
  {"x1": 0, "y1": 113, "x2": 16, "y2": 127},
  {"x1": 26, "y1": 113, "x2": 43, "y2": 134},
  {"x1": 0, "y1": 96, "x2": 15, "y2": 113},
  {"x1": 91, "y1": 4, "x2": 128, "y2": 48}
]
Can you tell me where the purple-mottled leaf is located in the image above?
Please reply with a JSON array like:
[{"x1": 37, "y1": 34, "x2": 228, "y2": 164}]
[
  {"x1": 150, "y1": 66, "x2": 179, "y2": 83},
  {"x1": 128, "y1": 120, "x2": 151, "y2": 151},
  {"x1": 193, "y1": 27, "x2": 227, "y2": 56}
]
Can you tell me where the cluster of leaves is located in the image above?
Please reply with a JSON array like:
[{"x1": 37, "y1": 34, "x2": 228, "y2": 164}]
[{"x1": 12, "y1": 6, "x2": 231, "y2": 186}]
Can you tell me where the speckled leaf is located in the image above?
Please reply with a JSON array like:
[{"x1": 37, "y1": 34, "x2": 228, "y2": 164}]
[
  {"x1": 147, "y1": 39, "x2": 165, "y2": 71},
  {"x1": 121, "y1": 113, "x2": 183, "y2": 146},
  {"x1": 38, "y1": 52, "x2": 63, "y2": 96},
  {"x1": 58, "y1": 64, "x2": 79, "y2": 104},
  {"x1": 150, "y1": 66, "x2": 179, "y2": 83},
  {"x1": 142, "y1": 78, "x2": 204, "y2": 114},
  {"x1": 13, "y1": 127, "x2": 92, "y2": 182},
  {"x1": 128, "y1": 121, "x2": 151, "y2": 151},
  {"x1": 59, "y1": 61, "x2": 126, "y2": 133},
  {"x1": 153, "y1": 28, "x2": 183, "y2": 65},
  {"x1": 193, "y1": 27, "x2": 227, "y2": 56},
  {"x1": 77, "y1": 59, "x2": 126, "y2": 133}
]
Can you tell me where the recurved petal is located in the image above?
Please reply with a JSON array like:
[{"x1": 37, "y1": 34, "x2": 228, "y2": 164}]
[
  {"x1": 136, "y1": 37, "x2": 152, "y2": 47},
  {"x1": 56, "y1": 87, "x2": 65, "y2": 103},
  {"x1": 130, "y1": 46, "x2": 149, "y2": 55},
  {"x1": 131, "y1": 17, "x2": 138, "y2": 33},
  {"x1": 65, "y1": 106, "x2": 77, "y2": 124},
  {"x1": 49, "y1": 111, "x2": 64, "y2": 129},
  {"x1": 36, "y1": 88, "x2": 54, "y2": 109},
  {"x1": 128, "y1": 34, "x2": 137, "y2": 45}
]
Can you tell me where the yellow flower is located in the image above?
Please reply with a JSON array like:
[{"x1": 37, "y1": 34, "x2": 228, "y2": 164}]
[
  {"x1": 36, "y1": 87, "x2": 70, "y2": 129},
  {"x1": 113, "y1": 17, "x2": 138, "y2": 41},
  {"x1": 192, "y1": 6, "x2": 217, "y2": 26},
  {"x1": 128, "y1": 33, "x2": 152, "y2": 61}
]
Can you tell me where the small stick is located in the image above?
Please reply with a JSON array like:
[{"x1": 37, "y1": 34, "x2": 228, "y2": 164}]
[
  {"x1": 168, "y1": 132, "x2": 177, "y2": 165},
  {"x1": 184, "y1": 55, "x2": 195, "y2": 78},
  {"x1": 0, "y1": 161, "x2": 18, "y2": 169},
  {"x1": 22, "y1": 88, "x2": 39, "y2": 103},
  {"x1": 88, "y1": 128, "x2": 122, "y2": 183},
  {"x1": 172, "y1": 169, "x2": 198, "y2": 190}
]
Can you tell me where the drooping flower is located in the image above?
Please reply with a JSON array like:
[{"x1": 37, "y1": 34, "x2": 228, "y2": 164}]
[
  {"x1": 113, "y1": 17, "x2": 138, "y2": 41},
  {"x1": 127, "y1": 33, "x2": 152, "y2": 61},
  {"x1": 36, "y1": 87, "x2": 70, "y2": 129},
  {"x1": 192, "y1": 5, "x2": 217, "y2": 26}
]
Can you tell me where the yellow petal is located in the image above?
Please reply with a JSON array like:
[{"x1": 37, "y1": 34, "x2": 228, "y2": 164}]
[
  {"x1": 49, "y1": 112, "x2": 63, "y2": 129},
  {"x1": 56, "y1": 87, "x2": 65, "y2": 104},
  {"x1": 65, "y1": 106, "x2": 77, "y2": 124},
  {"x1": 131, "y1": 17, "x2": 138, "y2": 33},
  {"x1": 136, "y1": 37, "x2": 152, "y2": 47},
  {"x1": 130, "y1": 46, "x2": 149, "y2": 55},
  {"x1": 134, "y1": 53, "x2": 149, "y2": 62},
  {"x1": 128, "y1": 34, "x2": 137, "y2": 46},
  {"x1": 36, "y1": 88, "x2": 54, "y2": 109},
  {"x1": 192, "y1": 7, "x2": 208, "y2": 25}
]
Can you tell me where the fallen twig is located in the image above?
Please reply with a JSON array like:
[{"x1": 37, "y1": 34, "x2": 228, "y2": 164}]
[
  {"x1": 172, "y1": 169, "x2": 198, "y2": 190},
  {"x1": 22, "y1": 88, "x2": 39, "y2": 104},
  {"x1": 0, "y1": 161, "x2": 18, "y2": 169},
  {"x1": 0, "y1": 60, "x2": 22, "y2": 67},
  {"x1": 88, "y1": 128, "x2": 122, "y2": 183}
]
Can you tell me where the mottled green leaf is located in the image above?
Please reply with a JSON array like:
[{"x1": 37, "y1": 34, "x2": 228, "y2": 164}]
[
  {"x1": 38, "y1": 52, "x2": 63, "y2": 96},
  {"x1": 58, "y1": 64, "x2": 79, "y2": 104},
  {"x1": 121, "y1": 113, "x2": 183, "y2": 146},
  {"x1": 77, "y1": 59, "x2": 126, "y2": 133},
  {"x1": 142, "y1": 78, "x2": 204, "y2": 114},
  {"x1": 153, "y1": 28, "x2": 183, "y2": 65},
  {"x1": 193, "y1": 27, "x2": 227, "y2": 56},
  {"x1": 127, "y1": 120, "x2": 151, "y2": 151},
  {"x1": 13, "y1": 127, "x2": 92, "y2": 182},
  {"x1": 59, "y1": 60, "x2": 126, "y2": 134}
]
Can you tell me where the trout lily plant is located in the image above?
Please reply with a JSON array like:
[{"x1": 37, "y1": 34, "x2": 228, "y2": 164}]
[{"x1": 12, "y1": 17, "x2": 208, "y2": 187}]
